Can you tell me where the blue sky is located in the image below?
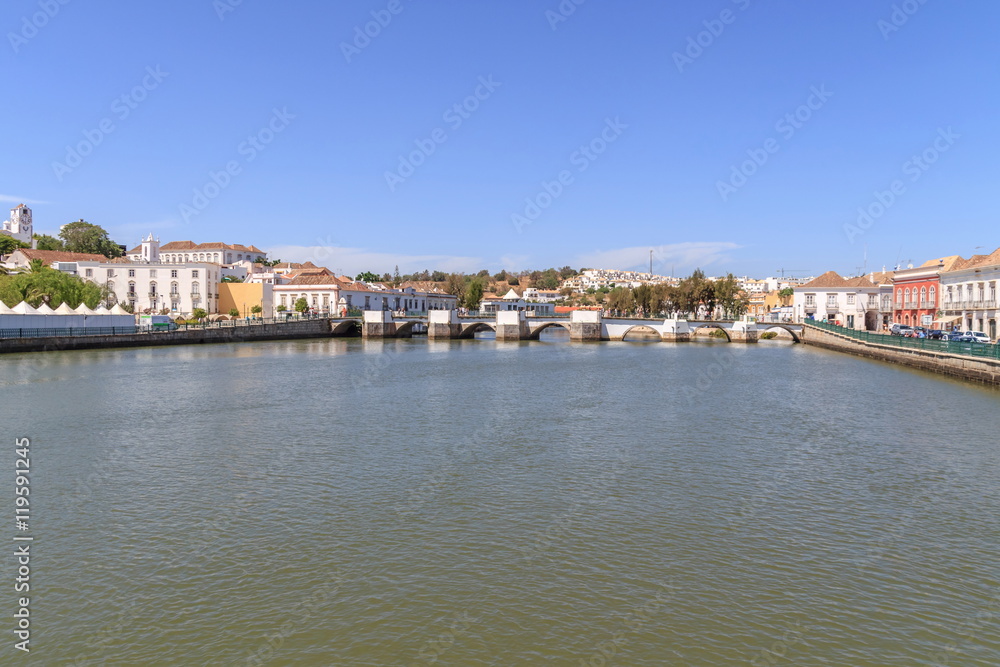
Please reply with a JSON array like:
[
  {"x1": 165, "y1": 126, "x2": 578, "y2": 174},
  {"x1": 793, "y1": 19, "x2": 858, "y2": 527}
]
[{"x1": 3, "y1": 0, "x2": 998, "y2": 278}]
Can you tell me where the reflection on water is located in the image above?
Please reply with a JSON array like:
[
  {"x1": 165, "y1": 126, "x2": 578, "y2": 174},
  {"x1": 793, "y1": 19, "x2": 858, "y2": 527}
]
[{"x1": 4, "y1": 338, "x2": 999, "y2": 665}]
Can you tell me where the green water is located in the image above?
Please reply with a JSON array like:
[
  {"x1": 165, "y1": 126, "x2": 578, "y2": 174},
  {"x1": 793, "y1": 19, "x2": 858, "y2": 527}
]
[{"x1": 3, "y1": 335, "x2": 999, "y2": 665}]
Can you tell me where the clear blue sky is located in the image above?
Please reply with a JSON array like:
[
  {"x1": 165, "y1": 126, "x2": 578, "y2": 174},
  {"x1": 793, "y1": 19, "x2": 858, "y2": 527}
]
[{"x1": 3, "y1": 0, "x2": 998, "y2": 278}]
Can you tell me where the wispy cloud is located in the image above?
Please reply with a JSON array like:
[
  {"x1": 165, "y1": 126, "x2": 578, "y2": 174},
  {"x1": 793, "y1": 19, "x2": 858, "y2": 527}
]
[
  {"x1": 265, "y1": 244, "x2": 483, "y2": 276},
  {"x1": 0, "y1": 194, "x2": 48, "y2": 205},
  {"x1": 573, "y1": 242, "x2": 742, "y2": 274}
]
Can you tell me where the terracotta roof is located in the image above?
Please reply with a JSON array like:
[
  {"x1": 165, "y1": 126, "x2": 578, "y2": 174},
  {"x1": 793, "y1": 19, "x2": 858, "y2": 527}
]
[
  {"x1": 867, "y1": 271, "x2": 894, "y2": 285},
  {"x1": 843, "y1": 275, "x2": 877, "y2": 288},
  {"x1": 283, "y1": 275, "x2": 342, "y2": 286},
  {"x1": 953, "y1": 247, "x2": 1000, "y2": 271},
  {"x1": 15, "y1": 248, "x2": 110, "y2": 264},
  {"x1": 158, "y1": 241, "x2": 265, "y2": 253},
  {"x1": 798, "y1": 271, "x2": 848, "y2": 289}
]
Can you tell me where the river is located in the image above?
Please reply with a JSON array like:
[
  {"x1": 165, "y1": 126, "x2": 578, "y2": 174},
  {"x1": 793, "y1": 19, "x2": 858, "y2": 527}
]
[{"x1": 3, "y1": 334, "x2": 999, "y2": 665}]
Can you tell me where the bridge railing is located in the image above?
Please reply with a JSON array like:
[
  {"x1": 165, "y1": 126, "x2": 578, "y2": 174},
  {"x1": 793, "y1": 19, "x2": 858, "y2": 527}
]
[{"x1": 806, "y1": 320, "x2": 1000, "y2": 360}]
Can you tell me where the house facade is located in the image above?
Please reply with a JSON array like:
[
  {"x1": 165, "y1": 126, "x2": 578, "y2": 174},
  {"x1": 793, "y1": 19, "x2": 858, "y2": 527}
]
[
  {"x1": 793, "y1": 271, "x2": 892, "y2": 331},
  {"x1": 938, "y1": 248, "x2": 1000, "y2": 338}
]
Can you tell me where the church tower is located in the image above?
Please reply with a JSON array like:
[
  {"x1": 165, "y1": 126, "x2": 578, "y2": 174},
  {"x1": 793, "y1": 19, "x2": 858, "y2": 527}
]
[
  {"x1": 140, "y1": 233, "x2": 160, "y2": 263},
  {"x1": 6, "y1": 204, "x2": 32, "y2": 244}
]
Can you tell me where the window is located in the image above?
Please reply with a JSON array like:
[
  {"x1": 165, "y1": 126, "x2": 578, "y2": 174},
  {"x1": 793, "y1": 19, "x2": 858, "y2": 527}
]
[
  {"x1": 847, "y1": 294, "x2": 855, "y2": 305},
  {"x1": 928, "y1": 287, "x2": 936, "y2": 305},
  {"x1": 107, "y1": 269, "x2": 114, "y2": 278},
  {"x1": 192, "y1": 270, "x2": 199, "y2": 278},
  {"x1": 827, "y1": 294, "x2": 837, "y2": 306},
  {"x1": 170, "y1": 282, "x2": 179, "y2": 295},
  {"x1": 128, "y1": 269, "x2": 135, "y2": 277},
  {"x1": 150, "y1": 269, "x2": 157, "y2": 278},
  {"x1": 192, "y1": 282, "x2": 200, "y2": 295},
  {"x1": 128, "y1": 281, "x2": 136, "y2": 295},
  {"x1": 149, "y1": 282, "x2": 157, "y2": 295},
  {"x1": 904, "y1": 288, "x2": 910, "y2": 303},
  {"x1": 171, "y1": 270, "x2": 178, "y2": 278},
  {"x1": 85, "y1": 268, "x2": 93, "y2": 277}
]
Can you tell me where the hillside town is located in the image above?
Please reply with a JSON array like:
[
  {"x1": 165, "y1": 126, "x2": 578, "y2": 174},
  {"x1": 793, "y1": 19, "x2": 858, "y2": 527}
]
[{"x1": 1, "y1": 204, "x2": 998, "y2": 341}]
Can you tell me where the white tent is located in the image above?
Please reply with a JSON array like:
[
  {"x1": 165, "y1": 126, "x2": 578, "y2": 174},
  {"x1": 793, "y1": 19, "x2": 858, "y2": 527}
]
[
  {"x1": 54, "y1": 302, "x2": 77, "y2": 314},
  {"x1": 94, "y1": 305, "x2": 111, "y2": 314},
  {"x1": 34, "y1": 302, "x2": 56, "y2": 315},
  {"x1": 12, "y1": 301, "x2": 37, "y2": 314},
  {"x1": 0, "y1": 301, "x2": 15, "y2": 315},
  {"x1": 74, "y1": 303, "x2": 97, "y2": 316},
  {"x1": 110, "y1": 303, "x2": 131, "y2": 315}
]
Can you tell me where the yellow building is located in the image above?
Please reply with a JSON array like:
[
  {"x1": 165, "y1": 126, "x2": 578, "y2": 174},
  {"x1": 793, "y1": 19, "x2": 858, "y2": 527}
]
[{"x1": 218, "y1": 283, "x2": 273, "y2": 317}]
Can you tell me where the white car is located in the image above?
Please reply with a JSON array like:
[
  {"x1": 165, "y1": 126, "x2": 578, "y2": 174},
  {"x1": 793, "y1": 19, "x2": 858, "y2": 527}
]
[{"x1": 968, "y1": 331, "x2": 991, "y2": 344}]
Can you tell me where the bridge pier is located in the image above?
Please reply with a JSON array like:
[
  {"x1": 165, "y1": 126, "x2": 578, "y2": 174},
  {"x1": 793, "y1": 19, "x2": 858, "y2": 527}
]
[
  {"x1": 362, "y1": 310, "x2": 396, "y2": 338},
  {"x1": 569, "y1": 310, "x2": 604, "y2": 341},
  {"x1": 660, "y1": 317, "x2": 691, "y2": 342},
  {"x1": 495, "y1": 311, "x2": 529, "y2": 341},
  {"x1": 728, "y1": 316, "x2": 759, "y2": 343},
  {"x1": 427, "y1": 310, "x2": 461, "y2": 339}
]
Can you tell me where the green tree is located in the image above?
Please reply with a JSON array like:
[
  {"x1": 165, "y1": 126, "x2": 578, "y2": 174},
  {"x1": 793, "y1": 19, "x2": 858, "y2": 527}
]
[
  {"x1": 0, "y1": 263, "x2": 104, "y2": 308},
  {"x1": 251, "y1": 304, "x2": 263, "y2": 318},
  {"x1": 714, "y1": 273, "x2": 748, "y2": 319},
  {"x1": 191, "y1": 308, "x2": 207, "y2": 320},
  {"x1": 33, "y1": 234, "x2": 63, "y2": 251},
  {"x1": 607, "y1": 287, "x2": 635, "y2": 314},
  {"x1": 118, "y1": 301, "x2": 134, "y2": 314},
  {"x1": 464, "y1": 279, "x2": 484, "y2": 310},
  {"x1": 778, "y1": 287, "x2": 794, "y2": 306},
  {"x1": 58, "y1": 220, "x2": 123, "y2": 257},
  {"x1": 445, "y1": 273, "x2": 466, "y2": 300},
  {"x1": 355, "y1": 271, "x2": 380, "y2": 282},
  {"x1": 294, "y1": 297, "x2": 309, "y2": 313},
  {"x1": 393, "y1": 265, "x2": 402, "y2": 287},
  {"x1": 228, "y1": 307, "x2": 240, "y2": 317},
  {"x1": 276, "y1": 304, "x2": 287, "y2": 312},
  {"x1": 0, "y1": 235, "x2": 29, "y2": 255}
]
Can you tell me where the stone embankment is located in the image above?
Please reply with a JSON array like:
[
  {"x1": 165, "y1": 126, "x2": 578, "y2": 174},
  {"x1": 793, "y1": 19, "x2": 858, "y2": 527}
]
[
  {"x1": 802, "y1": 323, "x2": 1000, "y2": 385},
  {"x1": 0, "y1": 319, "x2": 334, "y2": 354}
]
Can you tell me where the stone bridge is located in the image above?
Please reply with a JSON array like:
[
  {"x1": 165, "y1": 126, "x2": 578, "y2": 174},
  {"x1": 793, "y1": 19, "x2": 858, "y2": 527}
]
[{"x1": 344, "y1": 310, "x2": 802, "y2": 343}]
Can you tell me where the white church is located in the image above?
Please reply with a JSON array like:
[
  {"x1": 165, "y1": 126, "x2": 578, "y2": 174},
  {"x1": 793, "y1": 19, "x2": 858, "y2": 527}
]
[{"x1": 1, "y1": 204, "x2": 33, "y2": 245}]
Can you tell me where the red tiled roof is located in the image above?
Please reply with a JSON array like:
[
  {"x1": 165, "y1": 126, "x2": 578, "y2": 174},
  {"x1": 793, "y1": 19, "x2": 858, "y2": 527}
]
[
  {"x1": 799, "y1": 271, "x2": 848, "y2": 289},
  {"x1": 14, "y1": 248, "x2": 110, "y2": 264}
]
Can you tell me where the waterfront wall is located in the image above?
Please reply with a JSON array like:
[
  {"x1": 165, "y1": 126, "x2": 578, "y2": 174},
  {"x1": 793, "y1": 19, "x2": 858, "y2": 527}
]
[
  {"x1": 0, "y1": 319, "x2": 333, "y2": 354},
  {"x1": 802, "y1": 323, "x2": 1000, "y2": 385}
]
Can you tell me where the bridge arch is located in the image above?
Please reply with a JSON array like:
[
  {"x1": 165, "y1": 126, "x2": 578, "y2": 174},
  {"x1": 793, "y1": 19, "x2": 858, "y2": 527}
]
[
  {"x1": 330, "y1": 319, "x2": 360, "y2": 336},
  {"x1": 759, "y1": 324, "x2": 800, "y2": 343},
  {"x1": 458, "y1": 322, "x2": 496, "y2": 339},
  {"x1": 526, "y1": 321, "x2": 571, "y2": 340},
  {"x1": 393, "y1": 321, "x2": 418, "y2": 338},
  {"x1": 691, "y1": 324, "x2": 731, "y2": 342},
  {"x1": 619, "y1": 324, "x2": 662, "y2": 341}
]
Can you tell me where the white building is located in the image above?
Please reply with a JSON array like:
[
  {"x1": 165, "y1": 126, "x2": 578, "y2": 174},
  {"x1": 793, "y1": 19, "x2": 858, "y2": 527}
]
[
  {"x1": 938, "y1": 248, "x2": 1000, "y2": 339},
  {"x1": 482, "y1": 289, "x2": 555, "y2": 315},
  {"x1": 7, "y1": 248, "x2": 221, "y2": 315},
  {"x1": 273, "y1": 276, "x2": 458, "y2": 316},
  {"x1": 793, "y1": 271, "x2": 892, "y2": 331},
  {"x1": 1, "y1": 204, "x2": 33, "y2": 244},
  {"x1": 128, "y1": 239, "x2": 267, "y2": 265},
  {"x1": 522, "y1": 287, "x2": 562, "y2": 303}
]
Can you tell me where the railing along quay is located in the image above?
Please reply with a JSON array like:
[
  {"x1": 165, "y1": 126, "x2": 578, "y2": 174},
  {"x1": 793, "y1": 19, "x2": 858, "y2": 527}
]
[{"x1": 807, "y1": 320, "x2": 1000, "y2": 360}]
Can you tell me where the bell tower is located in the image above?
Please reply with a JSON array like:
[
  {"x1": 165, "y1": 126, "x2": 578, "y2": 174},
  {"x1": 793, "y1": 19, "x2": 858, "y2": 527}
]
[{"x1": 140, "y1": 233, "x2": 160, "y2": 263}]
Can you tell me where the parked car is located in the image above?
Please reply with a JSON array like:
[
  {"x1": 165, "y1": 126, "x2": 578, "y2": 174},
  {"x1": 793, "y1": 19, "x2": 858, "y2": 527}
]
[
  {"x1": 968, "y1": 331, "x2": 991, "y2": 344},
  {"x1": 890, "y1": 324, "x2": 913, "y2": 336},
  {"x1": 927, "y1": 330, "x2": 946, "y2": 339}
]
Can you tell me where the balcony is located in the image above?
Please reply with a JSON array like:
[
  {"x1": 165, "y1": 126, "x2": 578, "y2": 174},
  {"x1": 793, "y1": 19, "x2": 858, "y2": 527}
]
[
  {"x1": 126, "y1": 292, "x2": 137, "y2": 298},
  {"x1": 148, "y1": 292, "x2": 158, "y2": 298},
  {"x1": 190, "y1": 293, "x2": 201, "y2": 300}
]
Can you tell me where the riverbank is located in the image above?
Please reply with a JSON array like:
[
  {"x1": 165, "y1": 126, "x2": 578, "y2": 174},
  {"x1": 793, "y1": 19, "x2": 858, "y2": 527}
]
[
  {"x1": 0, "y1": 318, "x2": 334, "y2": 354},
  {"x1": 802, "y1": 322, "x2": 1000, "y2": 386}
]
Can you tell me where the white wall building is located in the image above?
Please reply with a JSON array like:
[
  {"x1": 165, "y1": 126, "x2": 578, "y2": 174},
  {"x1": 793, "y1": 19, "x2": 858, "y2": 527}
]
[
  {"x1": 129, "y1": 239, "x2": 267, "y2": 265},
  {"x1": 938, "y1": 248, "x2": 1000, "y2": 339},
  {"x1": 482, "y1": 289, "x2": 555, "y2": 315},
  {"x1": 793, "y1": 271, "x2": 892, "y2": 331},
  {"x1": 1, "y1": 204, "x2": 33, "y2": 244}
]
